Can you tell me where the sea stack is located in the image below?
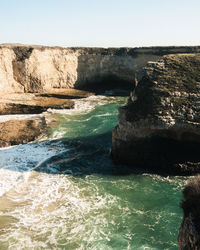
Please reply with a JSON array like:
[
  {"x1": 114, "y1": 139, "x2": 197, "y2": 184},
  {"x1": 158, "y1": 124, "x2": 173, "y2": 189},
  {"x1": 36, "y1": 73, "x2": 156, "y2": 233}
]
[{"x1": 112, "y1": 54, "x2": 200, "y2": 175}]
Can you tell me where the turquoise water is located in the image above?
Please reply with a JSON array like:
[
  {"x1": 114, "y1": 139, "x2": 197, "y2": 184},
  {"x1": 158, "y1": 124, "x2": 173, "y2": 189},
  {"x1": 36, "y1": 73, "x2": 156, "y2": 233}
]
[{"x1": 0, "y1": 95, "x2": 188, "y2": 249}]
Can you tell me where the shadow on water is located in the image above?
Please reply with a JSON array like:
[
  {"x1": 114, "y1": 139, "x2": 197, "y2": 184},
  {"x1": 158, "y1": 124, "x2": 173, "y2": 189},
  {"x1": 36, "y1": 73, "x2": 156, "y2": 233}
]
[
  {"x1": 38, "y1": 93, "x2": 87, "y2": 99},
  {"x1": 33, "y1": 131, "x2": 143, "y2": 177},
  {"x1": 1, "y1": 130, "x2": 192, "y2": 177},
  {"x1": 0, "y1": 131, "x2": 149, "y2": 177}
]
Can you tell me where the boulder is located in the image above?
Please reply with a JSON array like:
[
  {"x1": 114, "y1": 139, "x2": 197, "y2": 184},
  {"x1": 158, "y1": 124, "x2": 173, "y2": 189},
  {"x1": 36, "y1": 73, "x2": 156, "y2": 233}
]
[{"x1": 0, "y1": 117, "x2": 46, "y2": 147}]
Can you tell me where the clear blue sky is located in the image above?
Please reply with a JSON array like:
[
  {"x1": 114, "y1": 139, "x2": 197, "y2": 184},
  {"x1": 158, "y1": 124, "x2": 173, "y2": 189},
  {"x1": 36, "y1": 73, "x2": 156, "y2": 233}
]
[{"x1": 0, "y1": 0, "x2": 200, "y2": 47}]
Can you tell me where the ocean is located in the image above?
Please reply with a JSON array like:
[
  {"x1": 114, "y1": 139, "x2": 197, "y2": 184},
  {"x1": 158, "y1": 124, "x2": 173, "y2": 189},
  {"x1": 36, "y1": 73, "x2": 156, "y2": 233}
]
[{"x1": 0, "y1": 94, "x2": 188, "y2": 249}]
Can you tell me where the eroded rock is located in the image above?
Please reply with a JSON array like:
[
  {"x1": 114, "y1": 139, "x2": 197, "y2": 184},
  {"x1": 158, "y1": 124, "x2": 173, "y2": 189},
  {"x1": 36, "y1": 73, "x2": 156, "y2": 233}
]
[
  {"x1": 1, "y1": 44, "x2": 200, "y2": 94},
  {"x1": 0, "y1": 89, "x2": 94, "y2": 147},
  {"x1": 0, "y1": 89, "x2": 94, "y2": 115},
  {"x1": 0, "y1": 117, "x2": 46, "y2": 147},
  {"x1": 112, "y1": 54, "x2": 200, "y2": 175},
  {"x1": 0, "y1": 96, "x2": 74, "y2": 115},
  {"x1": 178, "y1": 176, "x2": 200, "y2": 249}
]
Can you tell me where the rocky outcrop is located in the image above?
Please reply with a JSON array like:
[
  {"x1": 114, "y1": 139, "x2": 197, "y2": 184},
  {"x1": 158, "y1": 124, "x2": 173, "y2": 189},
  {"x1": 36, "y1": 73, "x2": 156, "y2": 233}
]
[
  {"x1": 0, "y1": 95, "x2": 74, "y2": 114},
  {"x1": 0, "y1": 89, "x2": 93, "y2": 146},
  {"x1": 1, "y1": 44, "x2": 200, "y2": 93},
  {"x1": 0, "y1": 89, "x2": 92, "y2": 115},
  {"x1": 178, "y1": 176, "x2": 200, "y2": 249},
  {"x1": 112, "y1": 54, "x2": 200, "y2": 175},
  {"x1": 0, "y1": 117, "x2": 46, "y2": 147}
]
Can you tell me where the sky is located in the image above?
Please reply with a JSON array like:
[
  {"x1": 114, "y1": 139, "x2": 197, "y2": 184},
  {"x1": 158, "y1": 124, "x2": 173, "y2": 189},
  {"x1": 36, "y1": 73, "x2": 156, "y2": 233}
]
[{"x1": 0, "y1": 0, "x2": 200, "y2": 47}]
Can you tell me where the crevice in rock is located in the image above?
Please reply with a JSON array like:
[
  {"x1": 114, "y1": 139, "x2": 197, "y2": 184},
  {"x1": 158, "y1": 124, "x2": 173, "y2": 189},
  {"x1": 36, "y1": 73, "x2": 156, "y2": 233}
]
[
  {"x1": 13, "y1": 47, "x2": 33, "y2": 62},
  {"x1": 12, "y1": 46, "x2": 42, "y2": 93}
]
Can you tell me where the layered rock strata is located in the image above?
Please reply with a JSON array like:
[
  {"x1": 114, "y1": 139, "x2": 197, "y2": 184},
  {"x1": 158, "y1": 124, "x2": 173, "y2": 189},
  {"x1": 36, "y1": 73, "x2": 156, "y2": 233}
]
[
  {"x1": 112, "y1": 54, "x2": 200, "y2": 175},
  {"x1": 1, "y1": 44, "x2": 200, "y2": 93},
  {"x1": 178, "y1": 176, "x2": 200, "y2": 249},
  {"x1": 0, "y1": 96, "x2": 74, "y2": 115},
  {"x1": 0, "y1": 89, "x2": 93, "y2": 147},
  {"x1": 0, "y1": 89, "x2": 92, "y2": 115}
]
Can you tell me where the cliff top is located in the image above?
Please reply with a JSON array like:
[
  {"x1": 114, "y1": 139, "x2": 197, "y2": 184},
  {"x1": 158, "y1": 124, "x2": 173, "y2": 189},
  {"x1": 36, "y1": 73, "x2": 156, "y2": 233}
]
[{"x1": 1, "y1": 43, "x2": 200, "y2": 56}]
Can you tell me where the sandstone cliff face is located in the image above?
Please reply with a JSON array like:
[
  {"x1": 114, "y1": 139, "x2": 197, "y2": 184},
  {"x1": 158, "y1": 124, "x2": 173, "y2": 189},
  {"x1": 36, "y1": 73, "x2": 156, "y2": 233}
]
[
  {"x1": 1, "y1": 44, "x2": 200, "y2": 94},
  {"x1": 112, "y1": 54, "x2": 200, "y2": 175},
  {"x1": 0, "y1": 48, "x2": 24, "y2": 92}
]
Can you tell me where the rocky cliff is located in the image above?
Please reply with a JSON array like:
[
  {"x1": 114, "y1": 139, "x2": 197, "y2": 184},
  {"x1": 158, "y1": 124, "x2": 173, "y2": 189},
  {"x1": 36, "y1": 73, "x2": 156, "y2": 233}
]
[
  {"x1": 112, "y1": 54, "x2": 200, "y2": 175},
  {"x1": 1, "y1": 44, "x2": 200, "y2": 149},
  {"x1": 1, "y1": 44, "x2": 200, "y2": 93},
  {"x1": 178, "y1": 176, "x2": 200, "y2": 249}
]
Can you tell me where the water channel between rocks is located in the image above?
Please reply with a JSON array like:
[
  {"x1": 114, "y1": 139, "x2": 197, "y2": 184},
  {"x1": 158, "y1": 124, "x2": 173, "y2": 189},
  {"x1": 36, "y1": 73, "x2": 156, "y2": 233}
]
[{"x1": 0, "y1": 94, "x2": 189, "y2": 249}]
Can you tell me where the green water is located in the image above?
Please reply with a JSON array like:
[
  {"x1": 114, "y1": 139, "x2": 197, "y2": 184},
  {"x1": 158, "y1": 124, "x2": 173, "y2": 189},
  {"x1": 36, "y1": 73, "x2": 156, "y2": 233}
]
[{"x1": 0, "y1": 95, "x2": 188, "y2": 249}]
